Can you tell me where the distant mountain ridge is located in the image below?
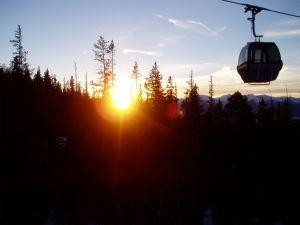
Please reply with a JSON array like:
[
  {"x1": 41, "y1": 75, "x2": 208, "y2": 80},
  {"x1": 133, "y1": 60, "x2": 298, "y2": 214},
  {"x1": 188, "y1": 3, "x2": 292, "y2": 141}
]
[{"x1": 198, "y1": 94, "x2": 300, "y2": 119}]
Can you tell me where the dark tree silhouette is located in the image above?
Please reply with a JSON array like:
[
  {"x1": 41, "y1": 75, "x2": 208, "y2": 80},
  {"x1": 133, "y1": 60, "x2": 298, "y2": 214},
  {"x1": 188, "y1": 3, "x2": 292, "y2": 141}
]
[
  {"x1": 224, "y1": 91, "x2": 254, "y2": 126},
  {"x1": 214, "y1": 98, "x2": 224, "y2": 126},
  {"x1": 129, "y1": 61, "x2": 142, "y2": 100},
  {"x1": 144, "y1": 62, "x2": 165, "y2": 108},
  {"x1": 181, "y1": 71, "x2": 203, "y2": 135},
  {"x1": 108, "y1": 40, "x2": 116, "y2": 86},
  {"x1": 165, "y1": 76, "x2": 178, "y2": 104},
  {"x1": 257, "y1": 98, "x2": 269, "y2": 127},
  {"x1": 33, "y1": 66, "x2": 43, "y2": 86},
  {"x1": 276, "y1": 97, "x2": 292, "y2": 127},
  {"x1": 207, "y1": 75, "x2": 215, "y2": 114},
  {"x1": 70, "y1": 75, "x2": 75, "y2": 94},
  {"x1": 84, "y1": 72, "x2": 88, "y2": 96},
  {"x1": 9, "y1": 25, "x2": 29, "y2": 76},
  {"x1": 282, "y1": 95, "x2": 292, "y2": 126},
  {"x1": 43, "y1": 68, "x2": 51, "y2": 89},
  {"x1": 93, "y1": 36, "x2": 113, "y2": 98},
  {"x1": 137, "y1": 83, "x2": 143, "y2": 104}
]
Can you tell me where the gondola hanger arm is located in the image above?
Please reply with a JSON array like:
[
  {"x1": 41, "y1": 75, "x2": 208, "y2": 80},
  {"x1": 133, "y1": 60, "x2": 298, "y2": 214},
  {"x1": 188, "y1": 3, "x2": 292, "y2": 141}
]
[{"x1": 221, "y1": 0, "x2": 300, "y2": 41}]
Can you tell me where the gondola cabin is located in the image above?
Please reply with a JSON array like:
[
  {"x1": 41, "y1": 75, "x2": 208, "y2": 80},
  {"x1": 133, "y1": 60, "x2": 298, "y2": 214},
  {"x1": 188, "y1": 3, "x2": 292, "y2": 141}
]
[{"x1": 237, "y1": 42, "x2": 283, "y2": 83}]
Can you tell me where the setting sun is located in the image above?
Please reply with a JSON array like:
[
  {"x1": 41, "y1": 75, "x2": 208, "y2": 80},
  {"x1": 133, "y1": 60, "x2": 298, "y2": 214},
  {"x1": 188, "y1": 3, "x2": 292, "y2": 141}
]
[{"x1": 111, "y1": 76, "x2": 132, "y2": 110}]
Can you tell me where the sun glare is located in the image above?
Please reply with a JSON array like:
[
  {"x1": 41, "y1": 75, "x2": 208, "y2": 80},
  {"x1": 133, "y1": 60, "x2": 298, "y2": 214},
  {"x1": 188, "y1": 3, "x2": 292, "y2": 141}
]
[{"x1": 112, "y1": 77, "x2": 132, "y2": 110}]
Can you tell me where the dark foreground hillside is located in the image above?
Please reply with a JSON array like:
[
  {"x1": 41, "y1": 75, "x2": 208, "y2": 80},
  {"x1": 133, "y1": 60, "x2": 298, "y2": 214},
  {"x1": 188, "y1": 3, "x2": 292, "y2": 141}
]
[{"x1": 1, "y1": 67, "x2": 300, "y2": 225}]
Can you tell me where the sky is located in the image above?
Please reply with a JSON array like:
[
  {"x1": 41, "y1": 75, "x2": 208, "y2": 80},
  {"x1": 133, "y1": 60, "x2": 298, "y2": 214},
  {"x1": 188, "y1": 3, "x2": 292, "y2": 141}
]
[{"x1": 1, "y1": 0, "x2": 300, "y2": 97}]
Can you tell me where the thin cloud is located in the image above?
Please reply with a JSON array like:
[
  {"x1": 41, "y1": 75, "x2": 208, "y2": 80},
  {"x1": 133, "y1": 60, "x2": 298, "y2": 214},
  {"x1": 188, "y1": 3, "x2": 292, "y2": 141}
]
[
  {"x1": 187, "y1": 20, "x2": 220, "y2": 36},
  {"x1": 157, "y1": 35, "x2": 185, "y2": 47},
  {"x1": 156, "y1": 15, "x2": 226, "y2": 36},
  {"x1": 264, "y1": 29, "x2": 300, "y2": 37},
  {"x1": 168, "y1": 18, "x2": 191, "y2": 29},
  {"x1": 122, "y1": 49, "x2": 160, "y2": 56}
]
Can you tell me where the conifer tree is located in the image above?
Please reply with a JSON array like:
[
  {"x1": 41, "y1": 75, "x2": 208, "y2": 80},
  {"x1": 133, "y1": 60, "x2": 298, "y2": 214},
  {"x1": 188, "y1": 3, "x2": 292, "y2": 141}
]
[
  {"x1": 0, "y1": 65, "x2": 4, "y2": 79},
  {"x1": 224, "y1": 91, "x2": 254, "y2": 125},
  {"x1": 93, "y1": 36, "x2": 112, "y2": 98},
  {"x1": 165, "y1": 76, "x2": 178, "y2": 104},
  {"x1": 144, "y1": 62, "x2": 165, "y2": 108},
  {"x1": 257, "y1": 98, "x2": 269, "y2": 127},
  {"x1": 70, "y1": 76, "x2": 75, "y2": 94},
  {"x1": 33, "y1": 66, "x2": 43, "y2": 86},
  {"x1": 215, "y1": 98, "x2": 224, "y2": 124},
  {"x1": 282, "y1": 87, "x2": 292, "y2": 126},
  {"x1": 10, "y1": 25, "x2": 29, "y2": 75},
  {"x1": 76, "y1": 82, "x2": 82, "y2": 94},
  {"x1": 50, "y1": 76, "x2": 61, "y2": 94},
  {"x1": 84, "y1": 72, "x2": 88, "y2": 96},
  {"x1": 43, "y1": 69, "x2": 51, "y2": 89},
  {"x1": 54, "y1": 80, "x2": 62, "y2": 94},
  {"x1": 63, "y1": 77, "x2": 67, "y2": 93},
  {"x1": 137, "y1": 84, "x2": 143, "y2": 103},
  {"x1": 130, "y1": 61, "x2": 142, "y2": 100},
  {"x1": 278, "y1": 96, "x2": 292, "y2": 127},
  {"x1": 182, "y1": 70, "x2": 202, "y2": 132},
  {"x1": 108, "y1": 40, "x2": 116, "y2": 86},
  {"x1": 268, "y1": 96, "x2": 276, "y2": 123},
  {"x1": 74, "y1": 61, "x2": 78, "y2": 92},
  {"x1": 174, "y1": 82, "x2": 178, "y2": 100},
  {"x1": 208, "y1": 75, "x2": 214, "y2": 113}
]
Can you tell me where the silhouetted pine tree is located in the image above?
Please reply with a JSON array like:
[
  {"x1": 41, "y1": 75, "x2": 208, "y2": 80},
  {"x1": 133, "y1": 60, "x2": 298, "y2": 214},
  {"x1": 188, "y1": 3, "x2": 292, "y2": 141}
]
[
  {"x1": 214, "y1": 98, "x2": 224, "y2": 126},
  {"x1": 43, "y1": 68, "x2": 51, "y2": 89},
  {"x1": 108, "y1": 40, "x2": 116, "y2": 86},
  {"x1": 224, "y1": 91, "x2": 254, "y2": 126},
  {"x1": 130, "y1": 61, "x2": 142, "y2": 100},
  {"x1": 70, "y1": 76, "x2": 75, "y2": 94},
  {"x1": 93, "y1": 36, "x2": 112, "y2": 99},
  {"x1": 165, "y1": 76, "x2": 178, "y2": 104},
  {"x1": 257, "y1": 98, "x2": 269, "y2": 127},
  {"x1": 0, "y1": 64, "x2": 4, "y2": 77},
  {"x1": 144, "y1": 62, "x2": 165, "y2": 108},
  {"x1": 174, "y1": 82, "x2": 178, "y2": 100},
  {"x1": 76, "y1": 82, "x2": 82, "y2": 94},
  {"x1": 276, "y1": 97, "x2": 292, "y2": 127},
  {"x1": 51, "y1": 76, "x2": 62, "y2": 94},
  {"x1": 10, "y1": 25, "x2": 29, "y2": 77},
  {"x1": 33, "y1": 66, "x2": 43, "y2": 86},
  {"x1": 181, "y1": 71, "x2": 203, "y2": 134},
  {"x1": 84, "y1": 72, "x2": 89, "y2": 97},
  {"x1": 137, "y1": 83, "x2": 143, "y2": 104},
  {"x1": 267, "y1": 96, "x2": 277, "y2": 126},
  {"x1": 207, "y1": 75, "x2": 214, "y2": 114},
  {"x1": 283, "y1": 96, "x2": 292, "y2": 125}
]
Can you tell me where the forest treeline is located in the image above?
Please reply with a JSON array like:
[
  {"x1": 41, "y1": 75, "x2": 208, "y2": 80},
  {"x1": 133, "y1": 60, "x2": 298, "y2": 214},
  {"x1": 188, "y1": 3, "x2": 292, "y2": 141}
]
[{"x1": 1, "y1": 26, "x2": 300, "y2": 225}]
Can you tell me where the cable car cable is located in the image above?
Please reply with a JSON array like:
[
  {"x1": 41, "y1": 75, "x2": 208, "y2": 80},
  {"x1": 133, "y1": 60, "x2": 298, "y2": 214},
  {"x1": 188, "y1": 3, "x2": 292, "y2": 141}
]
[
  {"x1": 221, "y1": 0, "x2": 300, "y2": 18},
  {"x1": 221, "y1": 0, "x2": 300, "y2": 84}
]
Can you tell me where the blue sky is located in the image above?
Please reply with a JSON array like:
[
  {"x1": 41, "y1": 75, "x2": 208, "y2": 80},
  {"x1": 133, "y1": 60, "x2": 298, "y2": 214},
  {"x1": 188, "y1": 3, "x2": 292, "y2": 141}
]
[{"x1": 1, "y1": 0, "x2": 300, "y2": 97}]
